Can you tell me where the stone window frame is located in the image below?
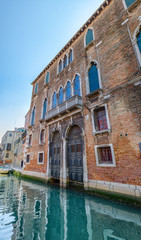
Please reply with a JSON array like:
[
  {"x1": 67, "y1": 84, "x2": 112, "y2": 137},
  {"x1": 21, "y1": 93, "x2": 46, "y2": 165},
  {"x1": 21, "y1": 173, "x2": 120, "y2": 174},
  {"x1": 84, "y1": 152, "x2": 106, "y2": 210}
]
[
  {"x1": 37, "y1": 151, "x2": 44, "y2": 164},
  {"x1": 94, "y1": 144, "x2": 116, "y2": 167},
  {"x1": 72, "y1": 73, "x2": 82, "y2": 97},
  {"x1": 28, "y1": 134, "x2": 32, "y2": 147},
  {"x1": 91, "y1": 104, "x2": 111, "y2": 135},
  {"x1": 65, "y1": 79, "x2": 72, "y2": 101},
  {"x1": 122, "y1": 0, "x2": 138, "y2": 10},
  {"x1": 133, "y1": 22, "x2": 141, "y2": 67},
  {"x1": 30, "y1": 106, "x2": 36, "y2": 126},
  {"x1": 39, "y1": 128, "x2": 45, "y2": 145},
  {"x1": 58, "y1": 85, "x2": 65, "y2": 104},
  {"x1": 26, "y1": 154, "x2": 30, "y2": 164},
  {"x1": 34, "y1": 82, "x2": 38, "y2": 95},
  {"x1": 63, "y1": 53, "x2": 68, "y2": 69},
  {"x1": 44, "y1": 71, "x2": 50, "y2": 85},
  {"x1": 57, "y1": 48, "x2": 73, "y2": 74},
  {"x1": 68, "y1": 48, "x2": 73, "y2": 64},
  {"x1": 41, "y1": 98, "x2": 47, "y2": 120},
  {"x1": 86, "y1": 60, "x2": 102, "y2": 95},
  {"x1": 84, "y1": 27, "x2": 95, "y2": 48},
  {"x1": 57, "y1": 58, "x2": 63, "y2": 74}
]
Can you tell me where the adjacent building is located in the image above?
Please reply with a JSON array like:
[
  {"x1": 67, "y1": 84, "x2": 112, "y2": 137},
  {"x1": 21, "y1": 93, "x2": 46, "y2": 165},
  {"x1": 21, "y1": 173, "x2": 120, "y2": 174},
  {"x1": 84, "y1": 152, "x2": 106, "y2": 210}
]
[
  {"x1": 1, "y1": 131, "x2": 15, "y2": 164},
  {"x1": 23, "y1": 0, "x2": 141, "y2": 197}
]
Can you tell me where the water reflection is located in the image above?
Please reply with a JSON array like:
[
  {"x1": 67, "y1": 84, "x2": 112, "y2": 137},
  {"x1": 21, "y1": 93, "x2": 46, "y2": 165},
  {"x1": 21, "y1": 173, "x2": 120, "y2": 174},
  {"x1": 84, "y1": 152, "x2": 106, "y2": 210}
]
[{"x1": 0, "y1": 175, "x2": 141, "y2": 240}]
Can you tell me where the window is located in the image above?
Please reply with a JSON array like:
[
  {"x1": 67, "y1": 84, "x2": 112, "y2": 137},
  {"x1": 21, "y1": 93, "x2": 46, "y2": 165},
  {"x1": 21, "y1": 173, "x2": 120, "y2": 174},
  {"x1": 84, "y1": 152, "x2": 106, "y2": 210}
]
[
  {"x1": 40, "y1": 129, "x2": 45, "y2": 144},
  {"x1": 26, "y1": 154, "x2": 30, "y2": 163},
  {"x1": 28, "y1": 134, "x2": 32, "y2": 146},
  {"x1": 86, "y1": 29, "x2": 94, "y2": 46},
  {"x1": 74, "y1": 75, "x2": 80, "y2": 96},
  {"x1": 52, "y1": 92, "x2": 57, "y2": 108},
  {"x1": 9, "y1": 133, "x2": 12, "y2": 137},
  {"x1": 88, "y1": 62, "x2": 100, "y2": 93},
  {"x1": 125, "y1": 0, "x2": 136, "y2": 8},
  {"x1": 58, "y1": 87, "x2": 63, "y2": 104},
  {"x1": 68, "y1": 49, "x2": 73, "y2": 64},
  {"x1": 59, "y1": 59, "x2": 62, "y2": 73},
  {"x1": 6, "y1": 143, "x2": 11, "y2": 151},
  {"x1": 38, "y1": 152, "x2": 44, "y2": 164},
  {"x1": 66, "y1": 81, "x2": 71, "y2": 100},
  {"x1": 42, "y1": 99, "x2": 47, "y2": 119},
  {"x1": 63, "y1": 55, "x2": 67, "y2": 69},
  {"x1": 31, "y1": 107, "x2": 35, "y2": 126},
  {"x1": 6, "y1": 153, "x2": 9, "y2": 158},
  {"x1": 34, "y1": 82, "x2": 38, "y2": 94},
  {"x1": 95, "y1": 144, "x2": 116, "y2": 167},
  {"x1": 45, "y1": 72, "x2": 49, "y2": 84},
  {"x1": 93, "y1": 106, "x2": 109, "y2": 132},
  {"x1": 137, "y1": 29, "x2": 141, "y2": 53}
]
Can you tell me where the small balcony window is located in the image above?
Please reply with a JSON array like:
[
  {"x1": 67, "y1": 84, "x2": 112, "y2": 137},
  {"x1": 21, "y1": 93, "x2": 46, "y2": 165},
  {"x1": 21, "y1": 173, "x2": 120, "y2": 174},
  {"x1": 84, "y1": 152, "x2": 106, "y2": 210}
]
[
  {"x1": 74, "y1": 75, "x2": 80, "y2": 96},
  {"x1": 58, "y1": 87, "x2": 64, "y2": 104},
  {"x1": 52, "y1": 92, "x2": 57, "y2": 109},
  {"x1": 66, "y1": 81, "x2": 71, "y2": 100}
]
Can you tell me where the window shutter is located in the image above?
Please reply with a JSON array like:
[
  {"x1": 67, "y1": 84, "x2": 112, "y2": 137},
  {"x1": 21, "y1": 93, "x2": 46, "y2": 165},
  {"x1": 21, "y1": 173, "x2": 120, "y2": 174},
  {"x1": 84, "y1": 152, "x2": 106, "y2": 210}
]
[
  {"x1": 125, "y1": 0, "x2": 136, "y2": 8},
  {"x1": 86, "y1": 29, "x2": 93, "y2": 46},
  {"x1": 88, "y1": 64, "x2": 99, "y2": 93},
  {"x1": 137, "y1": 30, "x2": 141, "y2": 53}
]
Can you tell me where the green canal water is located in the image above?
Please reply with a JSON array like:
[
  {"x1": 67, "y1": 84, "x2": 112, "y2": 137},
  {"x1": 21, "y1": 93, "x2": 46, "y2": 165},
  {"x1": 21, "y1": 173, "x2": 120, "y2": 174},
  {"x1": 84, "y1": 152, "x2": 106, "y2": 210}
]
[{"x1": 0, "y1": 175, "x2": 141, "y2": 240}]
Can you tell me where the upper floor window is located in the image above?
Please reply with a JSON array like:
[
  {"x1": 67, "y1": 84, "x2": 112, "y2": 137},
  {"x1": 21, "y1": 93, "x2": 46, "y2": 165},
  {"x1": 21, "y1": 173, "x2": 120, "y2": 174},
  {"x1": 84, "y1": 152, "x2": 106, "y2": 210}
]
[
  {"x1": 88, "y1": 62, "x2": 100, "y2": 93},
  {"x1": 86, "y1": 29, "x2": 94, "y2": 46},
  {"x1": 93, "y1": 106, "x2": 110, "y2": 133},
  {"x1": 6, "y1": 143, "x2": 11, "y2": 151},
  {"x1": 125, "y1": 0, "x2": 136, "y2": 8},
  {"x1": 58, "y1": 87, "x2": 64, "y2": 104},
  {"x1": 137, "y1": 28, "x2": 141, "y2": 53},
  {"x1": 63, "y1": 55, "x2": 67, "y2": 69},
  {"x1": 66, "y1": 81, "x2": 71, "y2": 100},
  {"x1": 59, "y1": 59, "x2": 62, "y2": 73},
  {"x1": 34, "y1": 82, "x2": 38, "y2": 94},
  {"x1": 68, "y1": 49, "x2": 73, "y2": 64},
  {"x1": 31, "y1": 107, "x2": 35, "y2": 126},
  {"x1": 9, "y1": 133, "x2": 12, "y2": 137},
  {"x1": 40, "y1": 129, "x2": 45, "y2": 144},
  {"x1": 38, "y1": 152, "x2": 44, "y2": 164},
  {"x1": 28, "y1": 134, "x2": 32, "y2": 146},
  {"x1": 52, "y1": 92, "x2": 57, "y2": 108},
  {"x1": 74, "y1": 75, "x2": 80, "y2": 96},
  {"x1": 45, "y1": 72, "x2": 49, "y2": 84},
  {"x1": 42, "y1": 99, "x2": 47, "y2": 119}
]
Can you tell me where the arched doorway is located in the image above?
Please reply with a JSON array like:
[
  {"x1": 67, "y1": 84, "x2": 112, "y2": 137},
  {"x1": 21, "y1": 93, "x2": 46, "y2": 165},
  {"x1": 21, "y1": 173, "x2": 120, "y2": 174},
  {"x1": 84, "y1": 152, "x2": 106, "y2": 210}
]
[
  {"x1": 51, "y1": 132, "x2": 61, "y2": 179},
  {"x1": 67, "y1": 125, "x2": 83, "y2": 183}
]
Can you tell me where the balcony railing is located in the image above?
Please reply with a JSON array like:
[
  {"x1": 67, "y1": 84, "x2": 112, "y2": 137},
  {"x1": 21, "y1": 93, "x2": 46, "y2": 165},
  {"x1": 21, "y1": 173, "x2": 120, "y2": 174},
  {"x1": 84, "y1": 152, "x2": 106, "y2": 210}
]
[{"x1": 46, "y1": 95, "x2": 83, "y2": 121}]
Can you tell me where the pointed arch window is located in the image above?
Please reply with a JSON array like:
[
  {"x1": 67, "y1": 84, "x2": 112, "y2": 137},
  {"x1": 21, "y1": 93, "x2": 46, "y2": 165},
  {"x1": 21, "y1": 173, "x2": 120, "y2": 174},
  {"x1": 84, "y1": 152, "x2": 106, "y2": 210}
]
[
  {"x1": 66, "y1": 81, "x2": 71, "y2": 100},
  {"x1": 63, "y1": 55, "x2": 67, "y2": 69},
  {"x1": 52, "y1": 92, "x2": 57, "y2": 109},
  {"x1": 58, "y1": 87, "x2": 64, "y2": 105},
  {"x1": 68, "y1": 49, "x2": 73, "y2": 64},
  {"x1": 42, "y1": 99, "x2": 47, "y2": 119},
  {"x1": 45, "y1": 72, "x2": 49, "y2": 84},
  {"x1": 59, "y1": 60, "x2": 62, "y2": 73},
  {"x1": 88, "y1": 63, "x2": 100, "y2": 93},
  {"x1": 86, "y1": 29, "x2": 94, "y2": 46},
  {"x1": 34, "y1": 82, "x2": 38, "y2": 94},
  {"x1": 74, "y1": 75, "x2": 80, "y2": 96},
  {"x1": 31, "y1": 107, "x2": 35, "y2": 126},
  {"x1": 125, "y1": 0, "x2": 136, "y2": 8},
  {"x1": 137, "y1": 29, "x2": 141, "y2": 53}
]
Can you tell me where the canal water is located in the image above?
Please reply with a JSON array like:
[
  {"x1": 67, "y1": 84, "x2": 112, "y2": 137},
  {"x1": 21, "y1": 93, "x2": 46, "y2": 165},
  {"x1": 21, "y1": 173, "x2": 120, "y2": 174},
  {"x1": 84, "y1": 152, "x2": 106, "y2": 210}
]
[{"x1": 0, "y1": 176, "x2": 141, "y2": 240}]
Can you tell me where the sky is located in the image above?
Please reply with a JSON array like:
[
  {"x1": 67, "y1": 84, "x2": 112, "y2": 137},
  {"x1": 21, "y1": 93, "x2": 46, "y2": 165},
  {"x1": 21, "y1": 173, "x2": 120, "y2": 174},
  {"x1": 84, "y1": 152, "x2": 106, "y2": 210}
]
[{"x1": 0, "y1": 0, "x2": 104, "y2": 142}]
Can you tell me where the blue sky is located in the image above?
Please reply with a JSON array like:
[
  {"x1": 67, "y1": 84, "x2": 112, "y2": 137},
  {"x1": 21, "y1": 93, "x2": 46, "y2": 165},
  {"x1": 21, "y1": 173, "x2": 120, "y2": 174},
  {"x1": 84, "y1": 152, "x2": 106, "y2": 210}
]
[{"x1": 0, "y1": 0, "x2": 104, "y2": 141}]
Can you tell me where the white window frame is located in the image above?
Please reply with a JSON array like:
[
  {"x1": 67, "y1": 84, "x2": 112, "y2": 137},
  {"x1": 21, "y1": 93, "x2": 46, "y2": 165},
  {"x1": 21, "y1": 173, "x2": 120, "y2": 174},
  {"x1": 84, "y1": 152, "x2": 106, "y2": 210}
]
[
  {"x1": 39, "y1": 129, "x2": 45, "y2": 145},
  {"x1": 84, "y1": 27, "x2": 95, "y2": 48},
  {"x1": 37, "y1": 151, "x2": 44, "y2": 164},
  {"x1": 34, "y1": 82, "x2": 38, "y2": 94},
  {"x1": 72, "y1": 73, "x2": 82, "y2": 97},
  {"x1": 91, "y1": 104, "x2": 110, "y2": 134},
  {"x1": 44, "y1": 71, "x2": 50, "y2": 85},
  {"x1": 26, "y1": 154, "x2": 30, "y2": 164},
  {"x1": 28, "y1": 134, "x2": 32, "y2": 147},
  {"x1": 95, "y1": 144, "x2": 116, "y2": 167},
  {"x1": 133, "y1": 23, "x2": 141, "y2": 67},
  {"x1": 57, "y1": 58, "x2": 63, "y2": 74},
  {"x1": 122, "y1": 0, "x2": 137, "y2": 10}
]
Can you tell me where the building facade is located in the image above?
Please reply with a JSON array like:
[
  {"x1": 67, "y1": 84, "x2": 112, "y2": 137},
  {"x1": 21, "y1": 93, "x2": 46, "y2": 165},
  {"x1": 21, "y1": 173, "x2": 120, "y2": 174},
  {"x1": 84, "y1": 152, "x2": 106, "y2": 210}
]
[
  {"x1": 23, "y1": 0, "x2": 141, "y2": 197},
  {"x1": 1, "y1": 131, "x2": 15, "y2": 164}
]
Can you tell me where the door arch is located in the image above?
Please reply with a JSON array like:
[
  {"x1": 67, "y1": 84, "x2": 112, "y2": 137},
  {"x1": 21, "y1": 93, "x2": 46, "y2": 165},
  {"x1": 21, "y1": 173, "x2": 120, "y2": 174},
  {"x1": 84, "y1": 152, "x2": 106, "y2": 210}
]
[
  {"x1": 51, "y1": 131, "x2": 61, "y2": 179},
  {"x1": 67, "y1": 125, "x2": 83, "y2": 183}
]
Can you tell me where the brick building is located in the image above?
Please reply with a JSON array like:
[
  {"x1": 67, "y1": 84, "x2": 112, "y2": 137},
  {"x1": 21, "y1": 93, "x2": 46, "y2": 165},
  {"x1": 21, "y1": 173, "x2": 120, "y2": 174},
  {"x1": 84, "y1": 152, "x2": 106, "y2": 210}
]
[{"x1": 23, "y1": 0, "x2": 141, "y2": 197}]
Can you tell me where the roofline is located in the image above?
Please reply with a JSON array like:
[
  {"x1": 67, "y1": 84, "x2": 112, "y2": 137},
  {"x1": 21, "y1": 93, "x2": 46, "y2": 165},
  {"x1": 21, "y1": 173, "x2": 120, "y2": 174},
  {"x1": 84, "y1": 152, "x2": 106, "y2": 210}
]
[{"x1": 31, "y1": 0, "x2": 112, "y2": 85}]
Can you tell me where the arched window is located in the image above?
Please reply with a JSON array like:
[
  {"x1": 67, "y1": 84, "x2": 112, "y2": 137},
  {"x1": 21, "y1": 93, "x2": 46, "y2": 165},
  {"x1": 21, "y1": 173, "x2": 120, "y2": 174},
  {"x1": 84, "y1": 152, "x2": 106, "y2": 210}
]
[
  {"x1": 68, "y1": 49, "x2": 73, "y2": 64},
  {"x1": 86, "y1": 29, "x2": 94, "y2": 46},
  {"x1": 42, "y1": 99, "x2": 47, "y2": 119},
  {"x1": 88, "y1": 62, "x2": 100, "y2": 93},
  {"x1": 66, "y1": 81, "x2": 71, "y2": 100},
  {"x1": 137, "y1": 29, "x2": 141, "y2": 53},
  {"x1": 59, "y1": 60, "x2": 62, "y2": 73},
  {"x1": 125, "y1": 0, "x2": 136, "y2": 8},
  {"x1": 31, "y1": 107, "x2": 35, "y2": 126},
  {"x1": 63, "y1": 55, "x2": 67, "y2": 69},
  {"x1": 58, "y1": 87, "x2": 63, "y2": 104},
  {"x1": 45, "y1": 72, "x2": 49, "y2": 84},
  {"x1": 74, "y1": 75, "x2": 80, "y2": 96},
  {"x1": 34, "y1": 82, "x2": 38, "y2": 94},
  {"x1": 52, "y1": 92, "x2": 57, "y2": 108}
]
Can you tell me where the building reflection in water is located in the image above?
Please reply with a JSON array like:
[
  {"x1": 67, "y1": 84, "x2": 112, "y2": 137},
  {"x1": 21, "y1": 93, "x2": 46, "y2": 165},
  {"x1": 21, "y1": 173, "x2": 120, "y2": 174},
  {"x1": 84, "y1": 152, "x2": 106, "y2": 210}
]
[{"x1": 0, "y1": 176, "x2": 141, "y2": 240}]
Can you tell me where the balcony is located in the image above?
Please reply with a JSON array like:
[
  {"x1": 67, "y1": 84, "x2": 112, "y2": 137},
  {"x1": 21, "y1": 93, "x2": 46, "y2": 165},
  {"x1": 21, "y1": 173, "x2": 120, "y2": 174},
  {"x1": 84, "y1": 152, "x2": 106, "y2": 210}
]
[{"x1": 46, "y1": 95, "x2": 83, "y2": 122}]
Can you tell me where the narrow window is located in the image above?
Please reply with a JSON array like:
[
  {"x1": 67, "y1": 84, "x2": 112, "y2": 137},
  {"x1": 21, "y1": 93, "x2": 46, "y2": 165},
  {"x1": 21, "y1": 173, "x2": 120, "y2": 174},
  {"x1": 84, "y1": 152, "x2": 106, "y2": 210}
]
[
  {"x1": 68, "y1": 49, "x2": 73, "y2": 64},
  {"x1": 125, "y1": 0, "x2": 136, "y2": 8},
  {"x1": 137, "y1": 29, "x2": 141, "y2": 53},
  {"x1": 97, "y1": 147, "x2": 113, "y2": 164},
  {"x1": 52, "y1": 92, "x2": 57, "y2": 108},
  {"x1": 58, "y1": 87, "x2": 63, "y2": 104},
  {"x1": 38, "y1": 152, "x2": 44, "y2": 164},
  {"x1": 28, "y1": 134, "x2": 32, "y2": 146},
  {"x1": 45, "y1": 72, "x2": 49, "y2": 84},
  {"x1": 59, "y1": 60, "x2": 62, "y2": 73},
  {"x1": 88, "y1": 63, "x2": 100, "y2": 93},
  {"x1": 9, "y1": 133, "x2": 12, "y2": 137},
  {"x1": 40, "y1": 129, "x2": 45, "y2": 144},
  {"x1": 66, "y1": 81, "x2": 71, "y2": 100},
  {"x1": 63, "y1": 55, "x2": 67, "y2": 69},
  {"x1": 74, "y1": 75, "x2": 80, "y2": 96},
  {"x1": 6, "y1": 153, "x2": 9, "y2": 158},
  {"x1": 94, "y1": 107, "x2": 108, "y2": 131},
  {"x1": 26, "y1": 154, "x2": 30, "y2": 163},
  {"x1": 86, "y1": 29, "x2": 94, "y2": 46},
  {"x1": 31, "y1": 107, "x2": 35, "y2": 126},
  {"x1": 34, "y1": 82, "x2": 38, "y2": 94},
  {"x1": 6, "y1": 143, "x2": 11, "y2": 151},
  {"x1": 42, "y1": 99, "x2": 47, "y2": 119}
]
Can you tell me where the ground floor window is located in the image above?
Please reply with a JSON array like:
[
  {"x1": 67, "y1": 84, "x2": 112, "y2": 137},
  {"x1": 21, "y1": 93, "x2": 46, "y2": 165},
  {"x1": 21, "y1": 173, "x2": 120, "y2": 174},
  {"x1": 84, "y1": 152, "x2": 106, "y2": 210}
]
[
  {"x1": 38, "y1": 152, "x2": 44, "y2": 164},
  {"x1": 95, "y1": 144, "x2": 116, "y2": 167},
  {"x1": 26, "y1": 154, "x2": 30, "y2": 164}
]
